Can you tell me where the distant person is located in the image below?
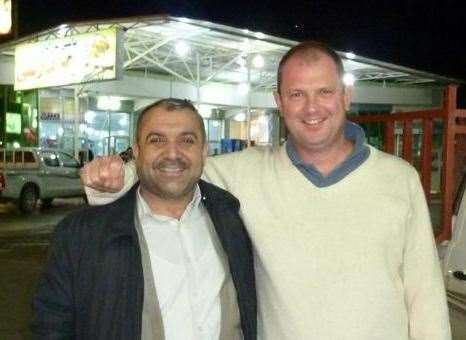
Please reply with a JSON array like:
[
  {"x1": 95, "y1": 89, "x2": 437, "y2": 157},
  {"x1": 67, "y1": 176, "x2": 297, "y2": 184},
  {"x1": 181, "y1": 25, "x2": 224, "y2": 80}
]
[
  {"x1": 31, "y1": 99, "x2": 256, "y2": 340},
  {"x1": 81, "y1": 41, "x2": 451, "y2": 339}
]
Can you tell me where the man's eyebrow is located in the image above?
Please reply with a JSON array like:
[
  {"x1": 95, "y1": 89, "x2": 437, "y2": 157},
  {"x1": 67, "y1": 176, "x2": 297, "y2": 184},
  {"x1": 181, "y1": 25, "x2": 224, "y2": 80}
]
[
  {"x1": 144, "y1": 131, "x2": 199, "y2": 141},
  {"x1": 144, "y1": 132, "x2": 165, "y2": 142},
  {"x1": 178, "y1": 132, "x2": 198, "y2": 139}
]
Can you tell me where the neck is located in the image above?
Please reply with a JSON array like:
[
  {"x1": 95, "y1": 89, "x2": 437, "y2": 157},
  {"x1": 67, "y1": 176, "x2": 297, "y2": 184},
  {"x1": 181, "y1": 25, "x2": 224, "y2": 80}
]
[
  {"x1": 294, "y1": 138, "x2": 354, "y2": 176},
  {"x1": 140, "y1": 188, "x2": 194, "y2": 220}
]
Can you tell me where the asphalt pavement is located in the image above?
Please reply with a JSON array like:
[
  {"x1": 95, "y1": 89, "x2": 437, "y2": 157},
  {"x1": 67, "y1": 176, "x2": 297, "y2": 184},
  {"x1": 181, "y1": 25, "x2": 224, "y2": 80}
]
[{"x1": 0, "y1": 198, "x2": 86, "y2": 339}]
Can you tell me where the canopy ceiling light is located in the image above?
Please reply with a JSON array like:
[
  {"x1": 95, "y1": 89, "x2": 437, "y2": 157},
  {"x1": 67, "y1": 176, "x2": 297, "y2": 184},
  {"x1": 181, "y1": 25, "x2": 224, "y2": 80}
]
[
  {"x1": 175, "y1": 41, "x2": 190, "y2": 57},
  {"x1": 343, "y1": 72, "x2": 356, "y2": 86},
  {"x1": 252, "y1": 54, "x2": 265, "y2": 68}
]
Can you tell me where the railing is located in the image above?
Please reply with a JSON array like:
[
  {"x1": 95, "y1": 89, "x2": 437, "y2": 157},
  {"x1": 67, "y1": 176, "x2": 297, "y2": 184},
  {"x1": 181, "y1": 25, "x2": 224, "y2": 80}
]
[{"x1": 350, "y1": 85, "x2": 466, "y2": 242}]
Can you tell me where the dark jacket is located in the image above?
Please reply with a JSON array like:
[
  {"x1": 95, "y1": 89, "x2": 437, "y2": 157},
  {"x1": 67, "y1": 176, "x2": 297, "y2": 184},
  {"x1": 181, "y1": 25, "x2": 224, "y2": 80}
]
[{"x1": 31, "y1": 180, "x2": 256, "y2": 340}]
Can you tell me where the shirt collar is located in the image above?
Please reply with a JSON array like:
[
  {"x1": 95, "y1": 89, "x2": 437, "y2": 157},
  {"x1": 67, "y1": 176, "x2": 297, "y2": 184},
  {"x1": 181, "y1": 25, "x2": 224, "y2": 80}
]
[
  {"x1": 286, "y1": 120, "x2": 370, "y2": 187},
  {"x1": 137, "y1": 184, "x2": 202, "y2": 222}
]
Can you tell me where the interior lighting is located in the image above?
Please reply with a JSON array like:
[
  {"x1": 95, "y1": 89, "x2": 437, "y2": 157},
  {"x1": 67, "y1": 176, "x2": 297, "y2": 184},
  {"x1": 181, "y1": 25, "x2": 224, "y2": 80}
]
[
  {"x1": 175, "y1": 41, "x2": 190, "y2": 58},
  {"x1": 234, "y1": 112, "x2": 246, "y2": 122},
  {"x1": 345, "y1": 52, "x2": 356, "y2": 59},
  {"x1": 97, "y1": 96, "x2": 121, "y2": 111},
  {"x1": 85, "y1": 110, "x2": 96, "y2": 124},
  {"x1": 343, "y1": 72, "x2": 356, "y2": 86},
  {"x1": 13, "y1": 141, "x2": 20, "y2": 148},
  {"x1": 32, "y1": 109, "x2": 38, "y2": 129},
  {"x1": 119, "y1": 117, "x2": 128, "y2": 127},
  {"x1": 57, "y1": 127, "x2": 64, "y2": 136},
  {"x1": 252, "y1": 54, "x2": 265, "y2": 68},
  {"x1": 238, "y1": 83, "x2": 250, "y2": 95}
]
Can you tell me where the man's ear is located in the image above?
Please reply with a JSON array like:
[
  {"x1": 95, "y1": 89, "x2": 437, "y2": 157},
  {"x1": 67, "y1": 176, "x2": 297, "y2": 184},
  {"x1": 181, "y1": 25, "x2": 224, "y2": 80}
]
[
  {"x1": 202, "y1": 142, "x2": 208, "y2": 160},
  {"x1": 273, "y1": 90, "x2": 284, "y2": 117},
  {"x1": 343, "y1": 86, "x2": 353, "y2": 111},
  {"x1": 132, "y1": 143, "x2": 139, "y2": 159}
]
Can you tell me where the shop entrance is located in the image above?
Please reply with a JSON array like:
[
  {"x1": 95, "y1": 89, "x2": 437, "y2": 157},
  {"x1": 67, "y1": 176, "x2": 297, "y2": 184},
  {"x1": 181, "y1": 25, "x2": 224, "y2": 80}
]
[{"x1": 83, "y1": 110, "x2": 130, "y2": 157}]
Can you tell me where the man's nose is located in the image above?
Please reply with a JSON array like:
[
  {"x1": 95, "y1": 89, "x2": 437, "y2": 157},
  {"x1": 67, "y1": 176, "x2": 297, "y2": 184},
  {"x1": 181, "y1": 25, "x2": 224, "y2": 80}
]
[
  {"x1": 163, "y1": 142, "x2": 180, "y2": 159},
  {"x1": 305, "y1": 94, "x2": 317, "y2": 113}
]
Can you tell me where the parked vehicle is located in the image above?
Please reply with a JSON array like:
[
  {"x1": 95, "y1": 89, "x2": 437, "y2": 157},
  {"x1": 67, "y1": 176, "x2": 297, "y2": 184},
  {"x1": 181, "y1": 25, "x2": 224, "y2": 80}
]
[
  {"x1": 443, "y1": 172, "x2": 466, "y2": 311},
  {"x1": 0, "y1": 147, "x2": 84, "y2": 213}
]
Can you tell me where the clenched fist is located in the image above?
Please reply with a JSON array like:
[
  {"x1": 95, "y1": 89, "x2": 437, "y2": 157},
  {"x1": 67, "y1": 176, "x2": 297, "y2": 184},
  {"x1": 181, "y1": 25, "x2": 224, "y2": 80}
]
[{"x1": 80, "y1": 155, "x2": 125, "y2": 193}]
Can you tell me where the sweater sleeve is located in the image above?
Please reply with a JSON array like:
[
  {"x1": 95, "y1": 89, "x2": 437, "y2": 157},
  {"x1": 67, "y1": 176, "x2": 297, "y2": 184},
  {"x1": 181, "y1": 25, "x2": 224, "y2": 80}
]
[
  {"x1": 30, "y1": 220, "x2": 76, "y2": 339},
  {"x1": 86, "y1": 160, "x2": 138, "y2": 205},
  {"x1": 402, "y1": 170, "x2": 451, "y2": 340},
  {"x1": 203, "y1": 153, "x2": 241, "y2": 193}
]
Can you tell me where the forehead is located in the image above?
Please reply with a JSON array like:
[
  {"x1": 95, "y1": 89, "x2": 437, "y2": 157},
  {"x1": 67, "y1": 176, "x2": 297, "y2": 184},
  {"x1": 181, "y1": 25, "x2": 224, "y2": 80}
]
[
  {"x1": 281, "y1": 53, "x2": 340, "y2": 84},
  {"x1": 139, "y1": 106, "x2": 202, "y2": 136}
]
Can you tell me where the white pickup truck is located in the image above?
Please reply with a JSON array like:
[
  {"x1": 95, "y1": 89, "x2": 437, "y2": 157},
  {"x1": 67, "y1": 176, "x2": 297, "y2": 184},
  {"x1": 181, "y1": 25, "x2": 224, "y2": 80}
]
[
  {"x1": 443, "y1": 173, "x2": 466, "y2": 311},
  {"x1": 0, "y1": 147, "x2": 84, "y2": 213}
]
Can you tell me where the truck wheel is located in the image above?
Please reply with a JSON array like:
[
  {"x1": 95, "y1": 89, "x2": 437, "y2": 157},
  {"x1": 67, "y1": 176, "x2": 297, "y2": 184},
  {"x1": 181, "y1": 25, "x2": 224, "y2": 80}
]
[
  {"x1": 19, "y1": 184, "x2": 38, "y2": 213},
  {"x1": 41, "y1": 198, "x2": 54, "y2": 208}
]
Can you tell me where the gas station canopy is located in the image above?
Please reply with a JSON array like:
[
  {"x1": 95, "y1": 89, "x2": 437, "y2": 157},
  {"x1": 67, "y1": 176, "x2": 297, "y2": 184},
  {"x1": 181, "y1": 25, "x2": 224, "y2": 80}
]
[{"x1": 0, "y1": 15, "x2": 461, "y2": 92}]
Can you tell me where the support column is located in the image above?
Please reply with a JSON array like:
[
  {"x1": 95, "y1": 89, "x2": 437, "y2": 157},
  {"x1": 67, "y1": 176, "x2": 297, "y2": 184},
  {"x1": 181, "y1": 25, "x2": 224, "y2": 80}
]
[
  {"x1": 384, "y1": 120, "x2": 395, "y2": 154},
  {"x1": 402, "y1": 119, "x2": 413, "y2": 163},
  {"x1": 420, "y1": 119, "x2": 433, "y2": 205},
  {"x1": 439, "y1": 84, "x2": 458, "y2": 241}
]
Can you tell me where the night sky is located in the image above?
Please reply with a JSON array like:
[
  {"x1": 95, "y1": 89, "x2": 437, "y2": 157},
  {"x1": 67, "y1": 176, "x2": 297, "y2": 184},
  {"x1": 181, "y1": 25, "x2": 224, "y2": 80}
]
[{"x1": 5, "y1": 0, "x2": 466, "y2": 103}]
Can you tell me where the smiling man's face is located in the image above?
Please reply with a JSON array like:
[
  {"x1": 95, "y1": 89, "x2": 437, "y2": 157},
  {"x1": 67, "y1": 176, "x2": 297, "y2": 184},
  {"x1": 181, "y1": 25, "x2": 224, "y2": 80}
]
[
  {"x1": 133, "y1": 105, "x2": 207, "y2": 203},
  {"x1": 274, "y1": 52, "x2": 352, "y2": 162}
]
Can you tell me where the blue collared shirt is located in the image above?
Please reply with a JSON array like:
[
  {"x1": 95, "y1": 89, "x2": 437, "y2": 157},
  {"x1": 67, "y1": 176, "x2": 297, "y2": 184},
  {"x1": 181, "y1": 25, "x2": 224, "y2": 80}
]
[{"x1": 286, "y1": 120, "x2": 370, "y2": 187}]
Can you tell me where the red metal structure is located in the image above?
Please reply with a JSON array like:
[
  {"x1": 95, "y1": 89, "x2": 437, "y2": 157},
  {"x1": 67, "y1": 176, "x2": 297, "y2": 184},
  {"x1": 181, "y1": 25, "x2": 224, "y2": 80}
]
[{"x1": 350, "y1": 85, "x2": 466, "y2": 242}]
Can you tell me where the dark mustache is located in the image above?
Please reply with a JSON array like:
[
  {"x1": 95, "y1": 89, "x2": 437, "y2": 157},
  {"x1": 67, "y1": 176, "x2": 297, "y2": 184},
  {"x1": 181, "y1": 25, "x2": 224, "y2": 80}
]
[{"x1": 153, "y1": 158, "x2": 189, "y2": 170}]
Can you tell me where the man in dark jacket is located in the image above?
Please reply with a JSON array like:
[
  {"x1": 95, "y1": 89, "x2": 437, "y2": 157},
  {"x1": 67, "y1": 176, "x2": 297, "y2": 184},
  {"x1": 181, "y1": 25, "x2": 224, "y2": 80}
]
[{"x1": 31, "y1": 98, "x2": 256, "y2": 340}]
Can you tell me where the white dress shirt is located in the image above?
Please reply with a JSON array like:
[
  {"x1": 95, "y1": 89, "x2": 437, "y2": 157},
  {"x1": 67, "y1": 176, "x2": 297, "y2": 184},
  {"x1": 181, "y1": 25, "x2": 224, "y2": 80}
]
[{"x1": 136, "y1": 186, "x2": 225, "y2": 340}]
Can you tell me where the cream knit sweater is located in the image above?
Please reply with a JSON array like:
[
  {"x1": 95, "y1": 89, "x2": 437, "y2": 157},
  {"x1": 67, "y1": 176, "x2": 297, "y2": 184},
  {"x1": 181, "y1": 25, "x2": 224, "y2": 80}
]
[{"x1": 87, "y1": 145, "x2": 451, "y2": 340}]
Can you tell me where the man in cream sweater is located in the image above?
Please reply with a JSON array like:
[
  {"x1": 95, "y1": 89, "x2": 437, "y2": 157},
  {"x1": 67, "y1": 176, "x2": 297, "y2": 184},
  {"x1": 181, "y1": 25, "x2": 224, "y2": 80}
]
[{"x1": 82, "y1": 41, "x2": 451, "y2": 339}]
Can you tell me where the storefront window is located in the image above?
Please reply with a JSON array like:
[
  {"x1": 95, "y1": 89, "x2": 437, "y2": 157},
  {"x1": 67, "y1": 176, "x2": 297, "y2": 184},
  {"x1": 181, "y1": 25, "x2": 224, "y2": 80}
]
[
  {"x1": 205, "y1": 119, "x2": 223, "y2": 155},
  {"x1": 38, "y1": 89, "x2": 76, "y2": 153},
  {"x1": 83, "y1": 109, "x2": 130, "y2": 156}
]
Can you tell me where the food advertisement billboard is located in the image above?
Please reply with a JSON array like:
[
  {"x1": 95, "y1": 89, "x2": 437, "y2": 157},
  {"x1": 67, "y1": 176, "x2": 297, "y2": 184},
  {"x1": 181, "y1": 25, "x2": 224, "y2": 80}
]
[{"x1": 15, "y1": 28, "x2": 123, "y2": 90}]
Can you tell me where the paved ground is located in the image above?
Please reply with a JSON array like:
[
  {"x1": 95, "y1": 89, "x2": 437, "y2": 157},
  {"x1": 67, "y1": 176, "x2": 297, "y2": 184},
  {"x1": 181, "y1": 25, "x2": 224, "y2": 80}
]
[
  {"x1": 0, "y1": 244, "x2": 48, "y2": 339},
  {"x1": 0, "y1": 198, "x2": 86, "y2": 339},
  {"x1": 0, "y1": 198, "x2": 86, "y2": 234}
]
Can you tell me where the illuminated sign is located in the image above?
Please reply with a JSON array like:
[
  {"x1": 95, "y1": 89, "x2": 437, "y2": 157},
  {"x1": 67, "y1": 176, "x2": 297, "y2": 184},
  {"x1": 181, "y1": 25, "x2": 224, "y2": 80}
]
[
  {"x1": 0, "y1": 0, "x2": 12, "y2": 35},
  {"x1": 6, "y1": 112, "x2": 21, "y2": 134},
  {"x1": 14, "y1": 28, "x2": 123, "y2": 90}
]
